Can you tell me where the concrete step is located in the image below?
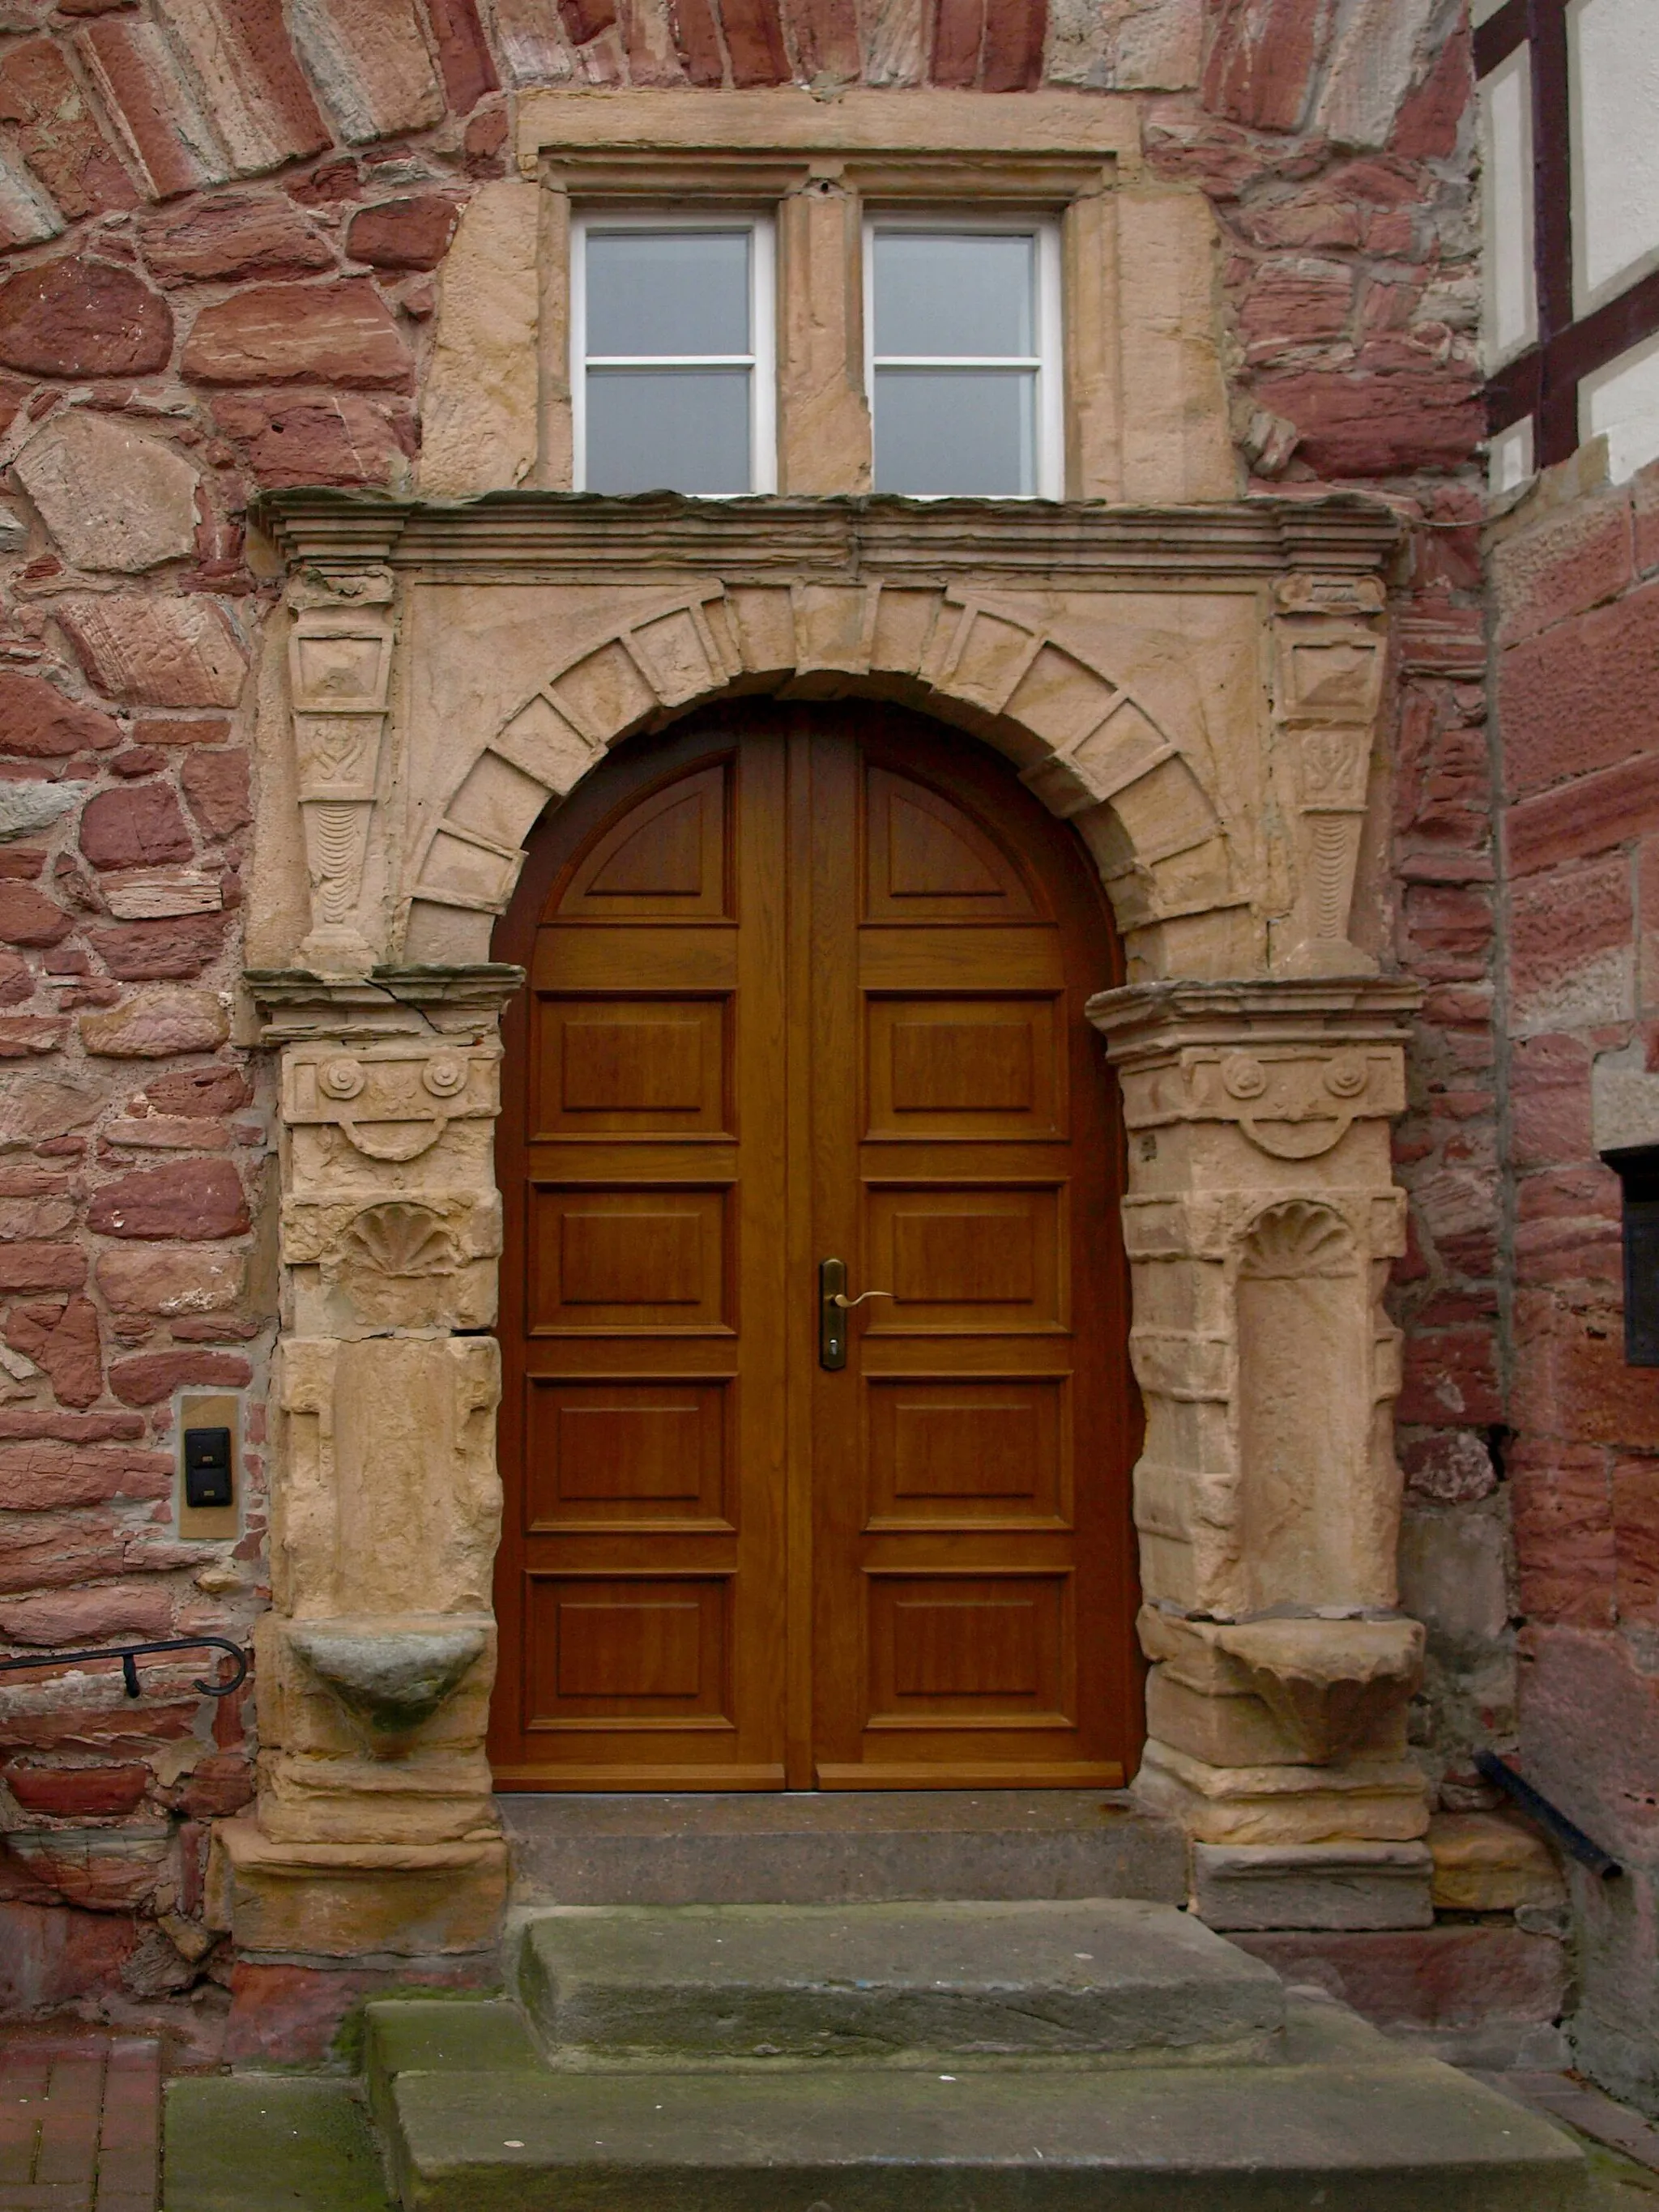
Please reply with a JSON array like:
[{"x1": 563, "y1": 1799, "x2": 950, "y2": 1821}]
[
  {"x1": 497, "y1": 1788, "x2": 1185, "y2": 1904},
  {"x1": 515, "y1": 1898, "x2": 1286, "y2": 2065},
  {"x1": 363, "y1": 1994, "x2": 1592, "y2": 2212}
]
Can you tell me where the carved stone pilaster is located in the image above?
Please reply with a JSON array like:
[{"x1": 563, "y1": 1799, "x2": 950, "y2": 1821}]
[
  {"x1": 211, "y1": 970, "x2": 520, "y2": 1961},
  {"x1": 1269, "y1": 574, "x2": 1388, "y2": 980},
  {"x1": 288, "y1": 568, "x2": 397, "y2": 978},
  {"x1": 1090, "y1": 977, "x2": 1430, "y2": 1891}
]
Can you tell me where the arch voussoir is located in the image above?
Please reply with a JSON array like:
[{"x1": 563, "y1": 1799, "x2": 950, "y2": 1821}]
[{"x1": 399, "y1": 581, "x2": 1244, "y2": 970}]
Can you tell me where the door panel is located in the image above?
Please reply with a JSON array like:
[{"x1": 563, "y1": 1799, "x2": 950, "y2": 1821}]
[
  {"x1": 807, "y1": 721, "x2": 1132, "y2": 1788},
  {"x1": 493, "y1": 722, "x2": 787, "y2": 1788},
  {"x1": 491, "y1": 704, "x2": 1137, "y2": 1790}
]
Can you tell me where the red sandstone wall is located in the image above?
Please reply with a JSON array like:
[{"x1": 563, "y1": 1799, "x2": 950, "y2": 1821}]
[
  {"x1": 1492, "y1": 454, "x2": 1659, "y2": 2112},
  {"x1": 0, "y1": 0, "x2": 1490, "y2": 2031}
]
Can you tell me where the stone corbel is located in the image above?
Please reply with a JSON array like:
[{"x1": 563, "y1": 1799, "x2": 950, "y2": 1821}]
[
  {"x1": 288, "y1": 567, "x2": 397, "y2": 978},
  {"x1": 1269, "y1": 574, "x2": 1387, "y2": 980},
  {"x1": 1208, "y1": 1617, "x2": 1425, "y2": 1765}
]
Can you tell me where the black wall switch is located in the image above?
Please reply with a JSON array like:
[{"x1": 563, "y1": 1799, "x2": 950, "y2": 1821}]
[{"x1": 183, "y1": 1426, "x2": 233, "y2": 1509}]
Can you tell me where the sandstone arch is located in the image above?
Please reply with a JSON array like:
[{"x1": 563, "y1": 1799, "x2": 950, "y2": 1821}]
[{"x1": 398, "y1": 581, "x2": 1243, "y2": 973}]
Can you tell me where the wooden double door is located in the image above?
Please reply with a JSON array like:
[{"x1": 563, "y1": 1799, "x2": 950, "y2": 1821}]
[{"x1": 490, "y1": 703, "x2": 1139, "y2": 1790}]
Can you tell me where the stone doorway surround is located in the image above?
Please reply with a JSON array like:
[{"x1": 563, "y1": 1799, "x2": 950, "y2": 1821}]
[
  {"x1": 197, "y1": 56, "x2": 1432, "y2": 1981},
  {"x1": 204, "y1": 481, "x2": 1433, "y2": 1967}
]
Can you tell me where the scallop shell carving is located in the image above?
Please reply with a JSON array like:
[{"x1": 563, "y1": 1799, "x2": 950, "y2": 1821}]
[
  {"x1": 336, "y1": 1201, "x2": 459, "y2": 1280},
  {"x1": 1239, "y1": 1200, "x2": 1354, "y2": 1281}
]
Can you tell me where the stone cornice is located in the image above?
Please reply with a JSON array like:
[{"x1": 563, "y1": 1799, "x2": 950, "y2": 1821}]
[
  {"x1": 252, "y1": 490, "x2": 1404, "y2": 586},
  {"x1": 245, "y1": 965, "x2": 525, "y2": 1044},
  {"x1": 1087, "y1": 976, "x2": 1424, "y2": 1065}
]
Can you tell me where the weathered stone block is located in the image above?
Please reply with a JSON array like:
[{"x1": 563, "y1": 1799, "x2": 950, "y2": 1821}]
[
  {"x1": 0, "y1": 1075, "x2": 100, "y2": 1153},
  {"x1": 0, "y1": 256, "x2": 171, "y2": 377},
  {"x1": 1192, "y1": 1842, "x2": 1435, "y2": 1932},
  {"x1": 14, "y1": 412, "x2": 199, "y2": 574},
  {"x1": 96, "y1": 1243, "x2": 245, "y2": 1316},
  {"x1": 418, "y1": 181, "x2": 539, "y2": 497},
  {"x1": 89, "y1": 1158, "x2": 249, "y2": 1240},
  {"x1": 139, "y1": 193, "x2": 333, "y2": 283},
  {"x1": 80, "y1": 783, "x2": 194, "y2": 871},
  {"x1": 107, "y1": 1346, "x2": 251, "y2": 1405},
  {"x1": 347, "y1": 194, "x2": 460, "y2": 270},
  {"x1": 211, "y1": 1820, "x2": 507, "y2": 1958},
  {"x1": 1428, "y1": 1814, "x2": 1567, "y2": 1916},
  {"x1": 90, "y1": 913, "x2": 229, "y2": 979},
  {"x1": 210, "y1": 391, "x2": 415, "y2": 488},
  {"x1": 1231, "y1": 1925, "x2": 1570, "y2": 2033},
  {"x1": 181, "y1": 280, "x2": 411, "y2": 388},
  {"x1": 79, "y1": 989, "x2": 228, "y2": 1057},
  {"x1": 1135, "y1": 1738, "x2": 1430, "y2": 1847},
  {"x1": 0, "y1": 881, "x2": 71, "y2": 948},
  {"x1": 56, "y1": 596, "x2": 247, "y2": 709}
]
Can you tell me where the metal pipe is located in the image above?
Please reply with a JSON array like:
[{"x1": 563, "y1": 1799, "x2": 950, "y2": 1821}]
[
  {"x1": 1475, "y1": 1749, "x2": 1622, "y2": 1879},
  {"x1": 0, "y1": 1635, "x2": 247, "y2": 1701}
]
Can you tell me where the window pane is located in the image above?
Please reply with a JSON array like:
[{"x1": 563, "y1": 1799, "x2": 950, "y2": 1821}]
[
  {"x1": 873, "y1": 369, "x2": 1035, "y2": 497},
  {"x1": 586, "y1": 368, "x2": 752, "y2": 494},
  {"x1": 873, "y1": 232, "x2": 1035, "y2": 359},
  {"x1": 586, "y1": 230, "x2": 750, "y2": 357}
]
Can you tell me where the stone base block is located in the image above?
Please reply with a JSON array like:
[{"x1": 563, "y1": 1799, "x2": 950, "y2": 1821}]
[
  {"x1": 1427, "y1": 1813, "x2": 1567, "y2": 1915},
  {"x1": 1191, "y1": 1842, "x2": 1435, "y2": 1932},
  {"x1": 1133, "y1": 1737, "x2": 1431, "y2": 1846},
  {"x1": 256, "y1": 1747, "x2": 498, "y2": 1846},
  {"x1": 1231, "y1": 1925, "x2": 1570, "y2": 2065},
  {"x1": 210, "y1": 1820, "x2": 507, "y2": 1959}
]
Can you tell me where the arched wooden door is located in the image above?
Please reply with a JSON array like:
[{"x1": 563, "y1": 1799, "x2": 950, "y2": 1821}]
[{"x1": 489, "y1": 702, "x2": 1140, "y2": 1790}]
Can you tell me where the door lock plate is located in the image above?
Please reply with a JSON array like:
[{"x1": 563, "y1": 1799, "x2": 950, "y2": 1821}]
[{"x1": 820, "y1": 1257, "x2": 848, "y2": 1370}]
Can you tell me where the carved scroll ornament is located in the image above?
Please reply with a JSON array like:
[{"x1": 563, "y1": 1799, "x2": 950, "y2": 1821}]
[
  {"x1": 281, "y1": 1042, "x2": 496, "y2": 1164},
  {"x1": 1121, "y1": 1041, "x2": 1406, "y2": 1161}
]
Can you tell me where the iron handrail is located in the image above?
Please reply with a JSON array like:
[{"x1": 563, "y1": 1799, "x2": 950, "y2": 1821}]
[
  {"x1": 1476, "y1": 1749, "x2": 1622, "y2": 1879},
  {"x1": 0, "y1": 1635, "x2": 247, "y2": 1701}
]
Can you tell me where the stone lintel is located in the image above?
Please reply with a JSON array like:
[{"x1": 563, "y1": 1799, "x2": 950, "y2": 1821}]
[
  {"x1": 516, "y1": 87, "x2": 1141, "y2": 168},
  {"x1": 251, "y1": 488, "x2": 1402, "y2": 585}
]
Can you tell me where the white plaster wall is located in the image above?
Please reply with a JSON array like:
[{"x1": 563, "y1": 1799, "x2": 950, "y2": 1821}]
[
  {"x1": 1583, "y1": 331, "x2": 1659, "y2": 484},
  {"x1": 1480, "y1": 47, "x2": 1536, "y2": 372},
  {"x1": 1570, "y1": 0, "x2": 1659, "y2": 313}
]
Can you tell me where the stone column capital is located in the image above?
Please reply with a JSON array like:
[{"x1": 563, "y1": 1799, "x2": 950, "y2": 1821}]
[{"x1": 1089, "y1": 976, "x2": 1421, "y2": 1163}]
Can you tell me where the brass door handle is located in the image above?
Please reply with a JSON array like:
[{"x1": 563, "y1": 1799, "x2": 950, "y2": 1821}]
[{"x1": 819, "y1": 1259, "x2": 892, "y2": 1370}]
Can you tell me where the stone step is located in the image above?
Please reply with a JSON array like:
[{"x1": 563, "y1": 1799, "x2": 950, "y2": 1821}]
[
  {"x1": 514, "y1": 1898, "x2": 1286, "y2": 2065},
  {"x1": 363, "y1": 1995, "x2": 1591, "y2": 2212},
  {"x1": 497, "y1": 1788, "x2": 1185, "y2": 1905}
]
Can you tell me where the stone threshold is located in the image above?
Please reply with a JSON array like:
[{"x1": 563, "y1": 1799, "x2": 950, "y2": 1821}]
[{"x1": 497, "y1": 1789, "x2": 1188, "y2": 1907}]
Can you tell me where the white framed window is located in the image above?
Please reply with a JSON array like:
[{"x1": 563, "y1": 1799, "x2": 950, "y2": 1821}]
[
  {"x1": 571, "y1": 213, "x2": 776, "y2": 496},
  {"x1": 864, "y1": 218, "x2": 1063, "y2": 499}
]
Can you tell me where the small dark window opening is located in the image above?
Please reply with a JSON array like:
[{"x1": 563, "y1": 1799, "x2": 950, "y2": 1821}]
[{"x1": 1601, "y1": 1145, "x2": 1659, "y2": 1365}]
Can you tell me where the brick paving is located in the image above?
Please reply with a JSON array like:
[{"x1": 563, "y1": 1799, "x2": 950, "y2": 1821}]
[{"x1": 0, "y1": 2039, "x2": 159, "y2": 2212}]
